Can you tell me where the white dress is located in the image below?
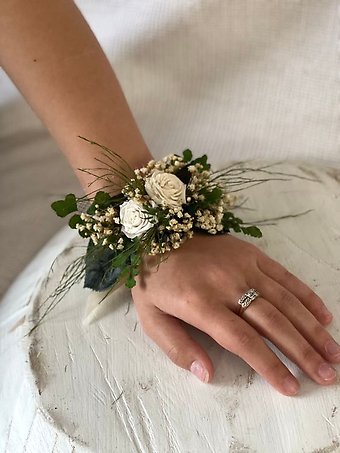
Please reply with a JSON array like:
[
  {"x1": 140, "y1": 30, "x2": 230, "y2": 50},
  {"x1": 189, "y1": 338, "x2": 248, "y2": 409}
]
[{"x1": 1, "y1": 1, "x2": 339, "y2": 452}]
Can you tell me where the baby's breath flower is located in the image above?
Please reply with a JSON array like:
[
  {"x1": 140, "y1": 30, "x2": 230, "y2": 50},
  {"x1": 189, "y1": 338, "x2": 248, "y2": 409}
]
[{"x1": 91, "y1": 234, "x2": 98, "y2": 245}]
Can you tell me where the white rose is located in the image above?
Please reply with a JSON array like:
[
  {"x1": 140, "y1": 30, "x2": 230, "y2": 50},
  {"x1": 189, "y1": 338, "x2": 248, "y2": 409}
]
[
  {"x1": 145, "y1": 170, "x2": 186, "y2": 207},
  {"x1": 119, "y1": 200, "x2": 156, "y2": 239}
]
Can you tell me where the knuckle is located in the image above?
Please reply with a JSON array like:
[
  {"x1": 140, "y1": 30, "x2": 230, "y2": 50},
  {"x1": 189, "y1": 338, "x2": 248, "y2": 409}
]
[
  {"x1": 233, "y1": 331, "x2": 258, "y2": 351},
  {"x1": 265, "y1": 307, "x2": 283, "y2": 326},
  {"x1": 180, "y1": 296, "x2": 207, "y2": 318},
  {"x1": 311, "y1": 323, "x2": 327, "y2": 341},
  {"x1": 278, "y1": 289, "x2": 296, "y2": 308},
  {"x1": 181, "y1": 292, "x2": 205, "y2": 309},
  {"x1": 300, "y1": 345, "x2": 317, "y2": 363},
  {"x1": 262, "y1": 359, "x2": 284, "y2": 377},
  {"x1": 166, "y1": 344, "x2": 181, "y2": 364}
]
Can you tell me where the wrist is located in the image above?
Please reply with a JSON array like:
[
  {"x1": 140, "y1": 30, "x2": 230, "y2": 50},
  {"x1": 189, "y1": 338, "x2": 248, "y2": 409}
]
[{"x1": 76, "y1": 141, "x2": 153, "y2": 196}]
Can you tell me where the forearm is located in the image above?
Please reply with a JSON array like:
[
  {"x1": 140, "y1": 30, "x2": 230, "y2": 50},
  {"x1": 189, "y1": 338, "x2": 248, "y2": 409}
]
[{"x1": 0, "y1": 0, "x2": 152, "y2": 193}]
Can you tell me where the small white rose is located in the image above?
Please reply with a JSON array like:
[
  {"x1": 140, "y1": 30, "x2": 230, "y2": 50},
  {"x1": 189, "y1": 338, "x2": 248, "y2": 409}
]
[
  {"x1": 145, "y1": 170, "x2": 186, "y2": 207},
  {"x1": 119, "y1": 200, "x2": 156, "y2": 239}
]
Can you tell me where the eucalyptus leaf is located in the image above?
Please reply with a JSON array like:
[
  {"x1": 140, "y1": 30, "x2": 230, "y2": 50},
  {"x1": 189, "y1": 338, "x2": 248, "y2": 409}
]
[{"x1": 84, "y1": 241, "x2": 122, "y2": 291}]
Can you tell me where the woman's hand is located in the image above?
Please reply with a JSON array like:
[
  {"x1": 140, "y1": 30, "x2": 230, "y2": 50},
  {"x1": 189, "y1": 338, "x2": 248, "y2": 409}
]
[{"x1": 131, "y1": 233, "x2": 340, "y2": 396}]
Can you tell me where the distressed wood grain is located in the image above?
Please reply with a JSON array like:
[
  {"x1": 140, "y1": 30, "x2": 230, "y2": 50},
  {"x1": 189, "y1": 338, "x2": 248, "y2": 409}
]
[{"x1": 21, "y1": 161, "x2": 340, "y2": 453}]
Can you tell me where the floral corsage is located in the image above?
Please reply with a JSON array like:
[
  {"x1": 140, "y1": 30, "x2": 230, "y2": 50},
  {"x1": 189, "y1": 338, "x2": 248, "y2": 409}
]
[{"x1": 51, "y1": 137, "x2": 262, "y2": 293}]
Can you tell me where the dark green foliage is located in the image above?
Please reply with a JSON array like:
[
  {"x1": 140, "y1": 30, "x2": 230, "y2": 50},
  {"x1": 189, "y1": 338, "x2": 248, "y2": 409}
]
[
  {"x1": 87, "y1": 191, "x2": 124, "y2": 214},
  {"x1": 126, "y1": 276, "x2": 137, "y2": 288},
  {"x1": 175, "y1": 166, "x2": 191, "y2": 184},
  {"x1": 68, "y1": 214, "x2": 82, "y2": 229},
  {"x1": 182, "y1": 149, "x2": 193, "y2": 162},
  {"x1": 51, "y1": 194, "x2": 77, "y2": 217},
  {"x1": 222, "y1": 212, "x2": 262, "y2": 238},
  {"x1": 84, "y1": 240, "x2": 122, "y2": 291},
  {"x1": 240, "y1": 225, "x2": 262, "y2": 238},
  {"x1": 83, "y1": 238, "x2": 143, "y2": 291},
  {"x1": 191, "y1": 154, "x2": 211, "y2": 171},
  {"x1": 203, "y1": 186, "x2": 223, "y2": 204}
]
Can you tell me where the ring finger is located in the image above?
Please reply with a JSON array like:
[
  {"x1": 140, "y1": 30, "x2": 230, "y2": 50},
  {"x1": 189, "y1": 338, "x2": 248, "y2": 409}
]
[{"x1": 240, "y1": 295, "x2": 338, "y2": 385}]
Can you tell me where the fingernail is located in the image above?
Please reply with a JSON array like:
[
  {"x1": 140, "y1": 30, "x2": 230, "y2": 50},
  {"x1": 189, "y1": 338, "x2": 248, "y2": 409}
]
[
  {"x1": 190, "y1": 360, "x2": 209, "y2": 383},
  {"x1": 325, "y1": 339, "x2": 340, "y2": 356},
  {"x1": 283, "y1": 376, "x2": 299, "y2": 395},
  {"x1": 318, "y1": 362, "x2": 337, "y2": 380}
]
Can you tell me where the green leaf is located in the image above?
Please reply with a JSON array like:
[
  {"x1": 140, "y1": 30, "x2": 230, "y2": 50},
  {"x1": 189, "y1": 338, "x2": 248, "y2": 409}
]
[
  {"x1": 69, "y1": 214, "x2": 82, "y2": 229},
  {"x1": 84, "y1": 241, "x2": 123, "y2": 291},
  {"x1": 131, "y1": 267, "x2": 140, "y2": 276},
  {"x1": 87, "y1": 191, "x2": 125, "y2": 214},
  {"x1": 222, "y1": 211, "x2": 238, "y2": 225},
  {"x1": 241, "y1": 225, "x2": 263, "y2": 238},
  {"x1": 230, "y1": 223, "x2": 242, "y2": 233},
  {"x1": 130, "y1": 253, "x2": 141, "y2": 266},
  {"x1": 221, "y1": 211, "x2": 262, "y2": 238},
  {"x1": 51, "y1": 194, "x2": 77, "y2": 217},
  {"x1": 191, "y1": 155, "x2": 211, "y2": 171},
  {"x1": 182, "y1": 149, "x2": 193, "y2": 162},
  {"x1": 204, "y1": 187, "x2": 223, "y2": 204},
  {"x1": 126, "y1": 276, "x2": 136, "y2": 288},
  {"x1": 94, "y1": 191, "x2": 112, "y2": 206},
  {"x1": 111, "y1": 253, "x2": 129, "y2": 268},
  {"x1": 87, "y1": 203, "x2": 96, "y2": 215}
]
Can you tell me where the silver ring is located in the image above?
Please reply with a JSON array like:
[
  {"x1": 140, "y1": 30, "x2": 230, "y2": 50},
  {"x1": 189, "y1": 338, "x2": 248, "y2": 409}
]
[{"x1": 237, "y1": 288, "x2": 260, "y2": 315}]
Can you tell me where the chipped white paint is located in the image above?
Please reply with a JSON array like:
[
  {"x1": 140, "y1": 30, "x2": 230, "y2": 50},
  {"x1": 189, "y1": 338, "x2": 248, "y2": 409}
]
[{"x1": 6, "y1": 162, "x2": 340, "y2": 453}]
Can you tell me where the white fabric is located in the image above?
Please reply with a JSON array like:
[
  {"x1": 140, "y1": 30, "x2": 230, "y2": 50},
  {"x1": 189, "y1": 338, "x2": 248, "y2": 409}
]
[
  {"x1": 0, "y1": 1, "x2": 339, "y2": 452},
  {"x1": 77, "y1": 0, "x2": 338, "y2": 164}
]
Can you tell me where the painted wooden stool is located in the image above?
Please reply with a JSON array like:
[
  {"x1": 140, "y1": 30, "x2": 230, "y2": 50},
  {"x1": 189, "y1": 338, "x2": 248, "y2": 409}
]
[{"x1": 4, "y1": 161, "x2": 340, "y2": 452}]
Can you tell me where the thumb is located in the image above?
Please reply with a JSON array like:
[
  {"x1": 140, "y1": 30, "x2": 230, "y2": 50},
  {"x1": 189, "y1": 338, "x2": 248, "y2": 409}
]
[{"x1": 140, "y1": 308, "x2": 214, "y2": 383}]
